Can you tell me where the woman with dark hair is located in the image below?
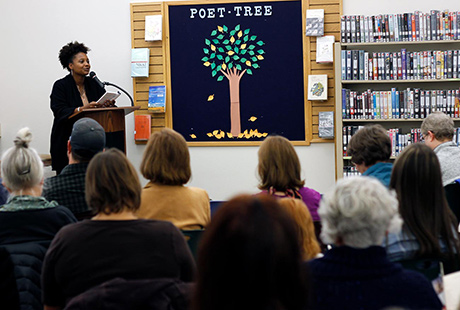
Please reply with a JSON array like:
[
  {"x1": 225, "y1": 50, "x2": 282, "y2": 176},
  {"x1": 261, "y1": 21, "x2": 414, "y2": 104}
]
[
  {"x1": 42, "y1": 149, "x2": 195, "y2": 309},
  {"x1": 385, "y1": 143, "x2": 460, "y2": 273},
  {"x1": 50, "y1": 41, "x2": 112, "y2": 174},
  {"x1": 192, "y1": 195, "x2": 309, "y2": 310},
  {"x1": 137, "y1": 128, "x2": 210, "y2": 230},
  {"x1": 257, "y1": 135, "x2": 321, "y2": 222}
]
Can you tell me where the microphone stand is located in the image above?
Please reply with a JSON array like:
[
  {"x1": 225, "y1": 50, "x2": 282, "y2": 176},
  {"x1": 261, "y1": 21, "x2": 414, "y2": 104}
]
[{"x1": 104, "y1": 81, "x2": 134, "y2": 107}]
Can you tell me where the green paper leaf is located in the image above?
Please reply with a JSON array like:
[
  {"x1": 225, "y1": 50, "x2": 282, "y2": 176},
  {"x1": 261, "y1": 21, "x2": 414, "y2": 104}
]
[
  {"x1": 235, "y1": 40, "x2": 241, "y2": 45},
  {"x1": 225, "y1": 45, "x2": 232, "y2": 51},
  {"x1": 217, "y1": 75, "x2": 224, "y2": 81},
  {"x1": 217, "y1": 34, "x2": 224, "y2": 40},
  {"x1": 212, "y1": 39, "x2": 219, "y2": 44},
  {"x1": 250, "y1": 35, "x2": 257, "y2": 41},
  {"x1": 247, "y1": 68, "x2": 253, "y2": 75},
  {"x1": 211, "y1": 63, "x2": 216, "y2": 69},
  {"x1": 236, "y1": 64, "x2": 242, "y2": 70},
  {"x1": 248, "y1": 45, "x2": 255, "y2": 50},
  {"x1": 225, "y1": 56, "x2": 230, "y2": 63},
  {"x1": 223, "y1": 25, "x2": 228, "y2": 32},
  {"x1": 244, "y1": 29, "x2": 250, "y2": 34},
  {"x1": 205, "y1": 39, "x2": 211, "y2": 45},
  {"x1": 233, "y1": 55, "x2": 240, "y2": 60},
  {"x1": 251, "y1": 57, "x2": 257, "y2": 62},
  {"x1": 241, "y1": 50, "x2": 247, "y2": 55},
  {"x1": 234, "y1": 47, "x2": 239, "y2": 54},
  {"x1": 257, "y1": 41, "x2": 264, "y2": 46},
  {"x1": 217, "y1": 55, "x2": 223, "y2": 60},
  {"x1": 216, "y1": 65, "x2": 222, "y2": 71},
  {"x1": 201, "y1": 57, "x2": 209, "y2": 61},
  {"x1": 241, "y1": 58, "x2": 247, "y2": 63},
  {"x1": 212, "y1": 70, "x2": 217, "y2": 77},
  {"x1": 211, "y1": 30, "x2": 217, "y2": 36},
  {"x1": 203, "y1": 48, "x2": 209, "y2": 54},
  {"x1": 257, "y1": 49, "x2": 265, "y2": 54},
  {"x1": 243, "y1": 35, "x2": 249, "y2": 42},
  {"x1": 253, "y1": 63, "x2": 260, "y2": 69},
  {"x1": 248, "y1": 51, "x2": 255, "y2": 56},
  {"x1": 218, "y1": 47, "x2": 224, "y2": 53},
  {"x1": 235, "y1": 24, "x2": 240, "y2": 31},
  {"x1": 210, "y1": 53, "x2": 215, "y2": 59},
  {"x1": 223, "y1": 39, "x2": 229, "y2": 44},
  {"x1": 230, "y1": 30, "x2": 236, "y2": 36},
  {"x1": 228, "y1": 62, "x2": 233, "y2": 69}
]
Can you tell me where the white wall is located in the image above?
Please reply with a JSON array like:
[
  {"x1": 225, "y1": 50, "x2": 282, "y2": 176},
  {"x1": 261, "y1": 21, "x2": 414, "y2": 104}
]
[{"x1": 0, "y1": 0, "x2": 342, "y2": 201}]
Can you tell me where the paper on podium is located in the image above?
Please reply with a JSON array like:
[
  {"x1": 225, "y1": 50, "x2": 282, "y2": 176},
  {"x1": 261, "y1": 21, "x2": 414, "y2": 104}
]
[{"x1": 96, "y1": 91, "x2": 121, "y2": 104}]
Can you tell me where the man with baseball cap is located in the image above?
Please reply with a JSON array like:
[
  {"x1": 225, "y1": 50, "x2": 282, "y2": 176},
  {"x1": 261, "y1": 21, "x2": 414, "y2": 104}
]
[{"x1": 43, "y1": 118, "x2": 105, "y2": 220}]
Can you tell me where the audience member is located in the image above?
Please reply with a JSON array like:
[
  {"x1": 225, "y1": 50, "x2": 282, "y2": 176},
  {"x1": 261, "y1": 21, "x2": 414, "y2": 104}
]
[
  {"x1": 257, "y1": 135, "x2": 321, "y2": 222},
  {"x1": 192, "y1": 195, "x2": 309, "y2": 310},
  {"x1": 42, "y1": 149, "x2": 195, "y2": 309},
  {"x1": 42, "y1": 118, "x2": 105, "y2": 220},
  {"x1": 278, "y1": 198, "x2": 321, "y2": 260},
  {"x1": 385, "y1": 143, "x2": 460, "y2": 273},
  {"x1": 309, "y1": 177, "x2": 442, "y2": 310},
  {"x1": 421, "y1": 111, "x2": 460, "y2": 186},
  {"x1": 0, "y1": 176, "x2": 8, "y2": 205},
  {"x1": 347, "y1": 124, "x2": 392, "y2": 187},
  {"x1": 137, "y1": 128, "x2": 210, "y2": 230},
  {"x1": 0, "y1": 128, "x2": 76, "y2": 310}
]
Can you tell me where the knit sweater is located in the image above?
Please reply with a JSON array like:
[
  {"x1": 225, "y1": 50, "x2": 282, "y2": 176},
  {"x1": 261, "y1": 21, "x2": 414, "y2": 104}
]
[
  {"x1": 307, "y1": 246, "x2": 442, "y2": 310},
  {"x1": 434, "y1": 141, "x2": 460, "y2": 186},
  {"x1": 362, "y1": 162, "x2": 393, "y2": 188}
]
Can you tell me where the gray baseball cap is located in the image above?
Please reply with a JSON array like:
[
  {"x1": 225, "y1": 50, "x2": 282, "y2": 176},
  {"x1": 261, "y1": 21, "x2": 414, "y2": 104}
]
[{"x1": 70, "y1": 118, "x2": 106, "y2": 157}]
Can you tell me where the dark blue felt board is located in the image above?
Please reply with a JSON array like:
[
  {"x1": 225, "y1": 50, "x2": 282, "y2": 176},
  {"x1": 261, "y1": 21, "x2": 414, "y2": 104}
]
[{"x1": 168, "y1": 0, "x2": 305, "y2": 142}]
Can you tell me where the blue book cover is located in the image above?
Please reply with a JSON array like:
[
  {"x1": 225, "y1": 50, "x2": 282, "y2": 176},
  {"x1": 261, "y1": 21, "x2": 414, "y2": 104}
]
[
  {"x1": 342, "y1": 88, "x2": 347, "y2": 118},
  {"x1": 148, "y1": 85, "x2": 166, "y2": 112}
]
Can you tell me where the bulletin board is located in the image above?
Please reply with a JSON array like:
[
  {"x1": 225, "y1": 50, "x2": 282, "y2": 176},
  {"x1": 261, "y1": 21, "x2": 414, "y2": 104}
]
[{"x1": 130, "y1": 0, "x2": 341, "y2": 145}]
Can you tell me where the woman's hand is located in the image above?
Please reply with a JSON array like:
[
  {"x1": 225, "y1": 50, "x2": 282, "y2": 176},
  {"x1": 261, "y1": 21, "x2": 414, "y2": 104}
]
[
  {"x1": 101, "y1": 99, "x2": 116, "y2": 108},
  {"x1": 82, "y1": 101, "x2": 102, "y2": 109}
]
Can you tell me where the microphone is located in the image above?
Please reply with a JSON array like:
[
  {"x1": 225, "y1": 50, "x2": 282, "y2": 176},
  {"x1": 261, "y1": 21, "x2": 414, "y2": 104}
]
[{"x1": 89, "y1": 71, "x2": 106, "y2": 89}]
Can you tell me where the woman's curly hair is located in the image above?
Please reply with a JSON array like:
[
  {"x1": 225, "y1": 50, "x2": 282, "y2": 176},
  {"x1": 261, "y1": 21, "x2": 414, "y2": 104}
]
[{"x1": 58, "y1": 41, "x2": 90, "y2": 71}]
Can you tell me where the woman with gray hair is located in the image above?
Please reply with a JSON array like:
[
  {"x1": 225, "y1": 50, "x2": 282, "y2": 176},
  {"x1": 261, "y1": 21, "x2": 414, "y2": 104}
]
[
  {"x1": 0, "y1": 128, "x2": 76, "y2": 309},
  {"x1": 307, "y1": 176, "x2": 442, "y2": 310}
]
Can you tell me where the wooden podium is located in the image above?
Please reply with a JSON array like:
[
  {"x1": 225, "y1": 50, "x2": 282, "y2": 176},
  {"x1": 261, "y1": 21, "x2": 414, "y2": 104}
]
[{"x1": 69, "y1": 106, "x2": 140, "y2": 153}]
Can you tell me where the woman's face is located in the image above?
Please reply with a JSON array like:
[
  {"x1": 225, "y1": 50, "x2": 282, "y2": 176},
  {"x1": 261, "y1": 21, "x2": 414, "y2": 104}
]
[{"x1": 69, "y1": 52, "x2": 90, "y2": 76}]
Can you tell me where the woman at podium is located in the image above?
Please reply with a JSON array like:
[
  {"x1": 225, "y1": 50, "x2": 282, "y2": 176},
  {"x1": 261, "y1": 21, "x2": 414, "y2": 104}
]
[{"x1": 49, "y1": 41, "x2": 106, "y2": 174}]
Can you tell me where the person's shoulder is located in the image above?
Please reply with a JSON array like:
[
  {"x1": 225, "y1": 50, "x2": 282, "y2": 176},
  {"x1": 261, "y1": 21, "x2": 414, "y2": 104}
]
[
  {"x1": 299, "y1": 186, "x2": 321, "y2": 200},
  {"x1": 52, "y1": 74, "x2": 72, "y2": 87},
  {"x1": 187, "y1": 186, "x2": 208, "y2": 196}
]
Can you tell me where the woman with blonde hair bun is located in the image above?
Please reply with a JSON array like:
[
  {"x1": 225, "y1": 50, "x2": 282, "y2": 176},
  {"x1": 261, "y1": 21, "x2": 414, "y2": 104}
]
[
  {"x1": 0, "y1": 128, "x2": 76, "y2": 309},
  {"x1": 278, "y1": 198, "x2": 321, "y2": 260}
]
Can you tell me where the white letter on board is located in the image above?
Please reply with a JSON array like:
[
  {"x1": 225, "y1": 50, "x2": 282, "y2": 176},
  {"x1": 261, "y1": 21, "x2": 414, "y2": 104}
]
[
  {"x1": 198, "y1": 8, "x2": 206, "y2": 18},
  {"x1": 217, "y1": 7, "x2": 225, "y2": 18},
  {"x1": 190, "y1": 8, "x2": 197, "y2": 18},
  {"x1": 264, "y1": 6, "x2": 272, "y2": 16},
  {"x1": 254, "y1": 6, "x2": 262, "y2": 16},
  {"x1": 207, "y1": 8, "x2": 216, "y2": 18},
  {"x1": 234, "y1": 6, "x2": 242, "y2": 16},
  {"x1": 244, "y1": 6, "x2": 253, "y2": 16}
]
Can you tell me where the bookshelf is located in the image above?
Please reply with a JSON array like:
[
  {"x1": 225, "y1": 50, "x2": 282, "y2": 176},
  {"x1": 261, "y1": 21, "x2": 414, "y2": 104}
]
[{"x1": 334, "y1": 41, "x2": 460, "y2": 179}]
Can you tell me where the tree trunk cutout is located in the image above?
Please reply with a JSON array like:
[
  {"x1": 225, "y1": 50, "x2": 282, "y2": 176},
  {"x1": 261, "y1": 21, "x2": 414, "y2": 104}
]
[{"x1": 221, "y1": 67, "x2": 246, "y2": 136}]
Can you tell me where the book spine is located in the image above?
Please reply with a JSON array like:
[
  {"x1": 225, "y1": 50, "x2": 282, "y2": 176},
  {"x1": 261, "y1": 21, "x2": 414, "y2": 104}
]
[
  {"x1": 414, "y1": 88, "x2": 420, "y2": 118},
  {"x1": 415, "y1": 11, "x2": 420, "y2": 41},
  {"x1": 389, "y1": 14, "x2": 394, "y2": 42},
  {"x1": 426, "y1": 90, "x2": 431, "y2": 115},
  {"x1": 359, "y1": 50, "x2": 364, "y2": 80},
  {"x1": 346, "y1": 16, "x2": 352, "y2": 42},
  {"x1": 401, "y1": 49, "x2": 407, "y2": 79},
  {"x1": 356, "y1": 15, "x2": 361, "y2": 43},
  {"x1": 352, "y1": 50, "x2": 359, "y2": 80},
  {"x1": 448, "y1": 50, "x2": 453, "y2": 79},
  {"x1": 373, "y1": 52, "x2": 378, "y2": 80},
  {"x1": 342, "y1": 88, "x2": 347, "y2": 118},
  {"x1": 351, "y1": 15, "x2": 356, "y2": 43},
  {"x1": 420, "y1": 90, "x2": 425, "y2": 118},
  {"x1": 368, "y1": 56, "x2": 373, "y2": 81},
  {"x1": 341, "y1": 50, "x2": 346, "y2": 80},
  {"x1": 360, "y1": 15, "x2": 365, "y2": 42},
  {"x1": 454, "y1": 50, "x2": 458, "y2": 79},
  {"x1": 341, "y1": 15, "x2": 347, "y2": 43},
  {"x1": 346, "y1": 50, "x2": 352, "y2": 80},
  {"x1": 364, "y1": 16, "x2": 369, "y2": 42},
  {"x1": 456, "y1": 89, "x2": 460, "y2": 118},
  {"x1": 364, "y1": 52, "x2": 369, "y2": 80},
  {"x1": 392, "y1": 52, "x2": 397, "y2": 80},
  {"x1": 427, "y1": 14, "x2": 431, "y2": 41}
]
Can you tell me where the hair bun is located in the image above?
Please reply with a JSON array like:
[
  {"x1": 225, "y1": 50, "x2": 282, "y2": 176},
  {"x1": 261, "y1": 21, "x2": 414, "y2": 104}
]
[{"x1": 14, "y1": 127, "x2": 32, "y2": 148}]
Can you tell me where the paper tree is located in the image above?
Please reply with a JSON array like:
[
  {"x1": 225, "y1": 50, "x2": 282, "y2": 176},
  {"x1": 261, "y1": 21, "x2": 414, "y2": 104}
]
[{"x1": 202, "y1": 24, "x2": 265, "y2": 136}]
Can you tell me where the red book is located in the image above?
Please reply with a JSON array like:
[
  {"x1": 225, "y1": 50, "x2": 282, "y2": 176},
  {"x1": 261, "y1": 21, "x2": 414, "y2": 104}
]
[{"x1": 134, "y1": 115, "x2": 151, "y2": 141}]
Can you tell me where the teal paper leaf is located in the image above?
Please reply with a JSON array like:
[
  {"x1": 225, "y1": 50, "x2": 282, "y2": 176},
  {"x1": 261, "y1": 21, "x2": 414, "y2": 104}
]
[
  {"x1": 217, "y1": 75, "x2": 224, "y2": 81},
  {"x1": 201, "y1": 57, "x2": 209, "y2": 61},
  {"x1": 216, "y1": 65, "x2": 222, "y2": 71},
  {"x1": 234, "y1": 47, "x2": 239, "y2": 54},
  {"x1": 212, "y1": 39, "x2": 219, "y2": 44},
  {"x1": 211, "y1": 63, "x2": 216, "y2": 69},
  {"x1": 228, "y1": 62, "x2": 233, "y2": 69},
  {"x1": 203, "y1": 48, "x2": 209, "y2": 54},
  {"x1": 236, "y1": 64, "x2": 242, "y2": 70},
  {"x1": 241, "y1": 50, "x2": 247, "y2": 55},
  {"x1": 205, "y1": 39, "x2": 211, "y2": 45},
  {"x1": 212, "y1": 70, "x2": 217, "y2": 77},
  {"x1": 248, "y1": 45, "x2": 255, "y2": 50},
  {"x1": 230, "y1": 30, "x2": 236, "y2": 36},
  {"x1": 223, "y1": 25, "x2": 228, "y2": 32},
  {"x1": 210, "y1": 53, "x2": 215, "y2": 59},
  {"x1": 223, "y1": 39, "x2": 229, "y2": 44},
  {"x1": 257, "y1": 49, "x2": 265, "y2": 54},
  {"x1": 225, "y1": 45, "x2": 232, "y2": 50},
  {"x1": 241, "y1": 57, "x2": 247, "y2": 63},
  {"x1": 211, "y1": 30, "x2": 217, "y2": 36},
  {"x1": 235, "y1": 40, "x2": 241, "y2": 45},
  {"x1": 253, "y1": 63, "x2": 260, "y2": 69},
  {"x1": 217, "y1": 55, "x2": 223, "y2": 60},
  {"x1": 256, "y1": 41, "x2": 265, "y2": 46},
  {"x1": 247, "y1": 68, "x2": 253, "y2": 75},
  {"x1": 248, "y1": 51, "x2": 255, "y2": 56},
  {"x1": 251, "y1": 57, "x2": 257, "y2": 62},
  {"x1": 250, "y1": 35, "x2": 257, "y2": 41},
  {"x1": 235, "y1": 24, "x2": 240, "y2": 31},
  {"x1": 218, "y1": 47, "x2": 224, "y2": 53},
  {"x1": 233, "y1": 55, "x2": 240, "y2": 60},
  {"x1": 244, "y1": 29, "x2": 250, "y2": 35},
  {"x1": 217, "y1": 34, "x2": 224, "y2": 40},
  {"x1": 225, "y1": 56, "x2": 230, "y2": 63}
]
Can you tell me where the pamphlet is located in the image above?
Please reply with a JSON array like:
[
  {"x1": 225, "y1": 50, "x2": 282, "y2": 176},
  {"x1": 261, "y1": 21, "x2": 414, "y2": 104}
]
[{"x1": 148, "y1": 85, "x2": 166, "y2": 113}]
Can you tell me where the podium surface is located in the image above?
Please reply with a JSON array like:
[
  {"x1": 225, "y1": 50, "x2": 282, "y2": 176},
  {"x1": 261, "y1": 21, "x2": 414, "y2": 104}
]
[{"x1": 69, "y1": 106, "x2": 140, "y2": 153}]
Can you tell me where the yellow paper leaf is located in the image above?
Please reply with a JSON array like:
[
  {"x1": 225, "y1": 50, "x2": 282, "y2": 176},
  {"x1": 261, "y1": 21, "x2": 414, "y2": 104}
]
[
  {"x1": 190, "y1": 134, "x2": 196, "y2": 139},
  {"x1": 238, "y1": 30, "x2": 243, "y2": 38},
  {"x1": 203, "y1": 62, "x2": 211, "y2": 67},
  {"x1": 257, "y1": 55, "x2": 264, "y2": 60},
  {"x1": 245, "y1": 61, "x2": 251, "y2": 66},
  {"x1": 254, "y1": 129, "x2": 259, "y2": 133},
  {"x1": 240, "y1": 43, "x2": 247, "y2": 50},
  {"x1": 227, "y1": 132, "x2": 233, "y2": 138},
  {"x1": 211, "y1": 44, "x2": 216, "y2": 51},
  {"x1": 217, "y1": 26, "x2": 223, "y2": 32},
  {"x1": 249, "y1": 129, "x2": 254, "y2": 136},
  {"x1": 208, "y1": 94, "x2": 214, "y2": 101},
  {"x1": 245, "y1": 133, "x2": 251, "y2": 139},
  {"x1": 207, "y1": 133, "x2": 213, "y2": 137},
  {"x1": 243, "y1": 129, "x2": 248, "y2": 135},
  {"x1": 256, "y1": 133, "x2": 262, "y2": 138},
  {"x1": 222, "y1": 63, "x2": 227, "y2": 70},
  {"x1": 213, "y1": 130, "x2": 218, "y2": 135},
  {"x1": 216, "y1": 134, "x2": 222, "y2": 139},
  {"x1": 220, "y1": 130, "x2": 225, "y2": 137},
  {"x1": 230, "y1": 36, "x2": 235, "y2": 44},
  {"x1": 227, "y1": 50, "x2": 235, "y2": 56},
  {"x1": 238, "y1": 133, "x2": 244, "y2": 138},
  {"x1": 248, "y1": 116, "x2": 257, "y2": 122},
  {"x1": 262, "y1": 133, "x2": 268, "y2": 137}
]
